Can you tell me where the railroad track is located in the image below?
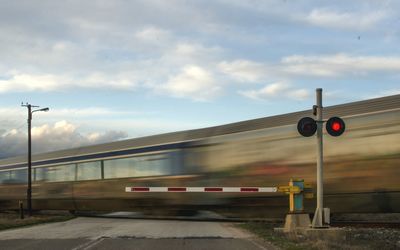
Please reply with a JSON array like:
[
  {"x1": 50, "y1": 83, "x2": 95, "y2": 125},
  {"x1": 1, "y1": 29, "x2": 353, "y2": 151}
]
[
  {"x1": 330, "y1": 221, "x2": 400, "y2": 228},
  {"x1": 75, "y1": 210, "x2": 400, "y2": 228},
  {"x1": 75, "y1": 210, "x2": 288, "y2": 223}
]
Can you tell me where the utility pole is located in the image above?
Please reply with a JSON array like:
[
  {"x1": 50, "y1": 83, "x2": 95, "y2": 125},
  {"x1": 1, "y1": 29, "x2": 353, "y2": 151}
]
[{"x1": 21, "y1": 103, "x2": 49, "y2": 216}]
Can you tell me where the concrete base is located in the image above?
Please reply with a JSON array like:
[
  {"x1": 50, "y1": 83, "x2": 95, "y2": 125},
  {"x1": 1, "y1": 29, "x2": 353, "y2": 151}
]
[
  {"x1": 275, "y1": 227, "x2": 347, "y2": 242},
  {"x1": 276, "y1": 213, "x2": 311, "y2": 232},
  {"x1": 298, "y1": 228, "x2": 346, "y2": 241}
]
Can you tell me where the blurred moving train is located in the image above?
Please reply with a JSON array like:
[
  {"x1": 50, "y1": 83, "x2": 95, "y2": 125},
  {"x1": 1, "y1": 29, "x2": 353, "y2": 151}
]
[{"x1": 0, "y1": 95, "x2": 399, "y2": 217}]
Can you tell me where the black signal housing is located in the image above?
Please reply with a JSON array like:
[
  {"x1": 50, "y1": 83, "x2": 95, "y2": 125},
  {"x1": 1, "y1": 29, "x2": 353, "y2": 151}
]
[
  {"x1": 297, "y1": 117, "x2": 317, "y2": 137},
  {"x1": 326, "y1": 117, "x2": 345, "y2": 136}
]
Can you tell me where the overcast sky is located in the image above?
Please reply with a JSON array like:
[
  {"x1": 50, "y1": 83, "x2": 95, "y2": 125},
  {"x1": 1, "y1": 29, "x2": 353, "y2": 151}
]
[{"x1": 1, "y1": 0, "x2": 399, "y2": 158}]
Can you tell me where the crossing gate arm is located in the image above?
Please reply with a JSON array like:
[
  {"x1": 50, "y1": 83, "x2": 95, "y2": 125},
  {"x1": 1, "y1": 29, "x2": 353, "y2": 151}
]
[
  {"x1": 125, "y1": 179, "x2": 312, "y2": 214},
  {"x1": 125, "y1": 187, "x2": 278, "y2": 193}
]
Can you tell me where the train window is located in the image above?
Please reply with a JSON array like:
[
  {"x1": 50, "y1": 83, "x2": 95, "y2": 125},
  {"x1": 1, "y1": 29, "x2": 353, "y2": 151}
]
[
  {"x1": 34, "y1": 167, "x2": 46, "y2": 182},
  {"x1": 104, "y1": 157, "x2": 136, "y2": 178},
  {"x1": 103, "y1": 154, "x2": 170, "y2": 179},
  {"x1": 45, "y1": 164, "x2": 75, "y2": 182},
  {"x1": 135, "y1": 155, "x2": 170, "y2": 177},
  {"x1": 0, "y1": 171, "x2": 11, "y2": 184},
  {"x1": 9, "y1": 169, "x2": 28, "y2": 184},
  {"x1": 77, "y1": 161, "x2": 102, "y2": 181}
]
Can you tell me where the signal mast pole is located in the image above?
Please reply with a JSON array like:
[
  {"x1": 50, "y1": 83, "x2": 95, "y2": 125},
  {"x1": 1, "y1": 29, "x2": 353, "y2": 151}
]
[
  {"x1": 297, "y1": 88, "x2": 344, "y2": 228},
  {"x1": 312, "y1": 88, "x2": 326, "y2": 228}
]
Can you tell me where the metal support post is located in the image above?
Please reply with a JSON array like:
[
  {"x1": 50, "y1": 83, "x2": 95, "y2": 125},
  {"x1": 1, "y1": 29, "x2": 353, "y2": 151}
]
[
  {"x1": 19, "y1": 201, "x2": 24, "y2": 220},
  {"x1": 312, "y1": 88, "x2": 329, "y2": 228},
  {"x1": 27, "y1": 104, "x2": 32, "y2": 217}
]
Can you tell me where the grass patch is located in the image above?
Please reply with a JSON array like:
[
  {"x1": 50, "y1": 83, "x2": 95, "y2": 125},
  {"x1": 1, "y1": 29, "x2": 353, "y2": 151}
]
[
  {"x1": 239, "y1": 222, "x2": 400, "y2": 250},
  {"x1": 239, "y1": 222, "x2": 316, "y2": 250},
  {"x1": 0, "y1": 212, "x2": 75, "y2": 231}
]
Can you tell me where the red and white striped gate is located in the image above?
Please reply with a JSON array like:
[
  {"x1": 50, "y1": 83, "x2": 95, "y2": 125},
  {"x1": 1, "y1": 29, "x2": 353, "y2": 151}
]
[
  {"x1": 125, "y1": 186, "x2": 278, "y2": 193},
  {"x1": 125, "y1": 178, "x2": 310, "y2": 214}
]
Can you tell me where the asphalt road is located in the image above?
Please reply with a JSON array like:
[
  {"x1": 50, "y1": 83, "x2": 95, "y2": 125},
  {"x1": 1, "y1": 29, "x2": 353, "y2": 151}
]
[{"x1": 0, "y1": 217, "x2": 273, "y2": 250}]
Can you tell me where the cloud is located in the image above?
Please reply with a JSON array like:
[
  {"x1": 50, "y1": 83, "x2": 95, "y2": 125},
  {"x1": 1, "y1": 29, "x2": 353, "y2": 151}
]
[
  {"x1": 81, "y1": 72, "x2": 138, "y2": 90},
  {"x1": 281, "y1": 54, "x2": 400, "y2": 77},
  {"x1": 0, "y1": 0, "x2": 398, "y2": 105},
  {"x1": 0, "y1": 9, "x2": 223, "y2": 100},
  {"x1": 47, "y1": 107, "x2": 141, "y2": 118},
  {"x1": 219, "y1": 54, "x2": 400, "y2": 83},
  {"x1": 157, "y1": 65, "x2": 221, "y2": 101},
  {"x1": 135, "y1": 26, "x2": 172, "y2": 44},
  {"x1": 172, "y1": 43, "x2": 222, "y2": 60},
  {"x1": 0, "y1": 105, "x2": 201, "y2": 137},
  {"x1": 0, "y1": 120, "x2": 128, "y2": 159},
  {"x1": 239, "y1": 82, "x2": 310, "y2": 101},
  {"x1": 0, "y1": 106, "x2": 133, "y2": 143},
  {"x1": 0, "y1": 129, "x2": 27, "y2": 160},
  {"x1": 0, "y1": 107, "x2": 130, "y2": 118},
  {"x1": 218, "y1": 60, "x2": 267, "y2": 83},
  {"x1": 305, "y1": 8, "x2": 387, "y2": 31},
  {"x1": 0, "y1": 72, "x2": 66, "y2": 93},
  {"x1": 0, "y1": 71, "x2": 139, "y2": 93}
]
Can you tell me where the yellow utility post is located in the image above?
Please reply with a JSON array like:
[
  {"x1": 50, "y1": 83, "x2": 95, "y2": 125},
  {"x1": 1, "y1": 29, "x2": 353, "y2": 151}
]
[
  {"x1": 278, "y1": 178, "x2": 304, "y2": 213},
  {"x1": 278, "y1": 178, "x2": 313, "y2": 232}
]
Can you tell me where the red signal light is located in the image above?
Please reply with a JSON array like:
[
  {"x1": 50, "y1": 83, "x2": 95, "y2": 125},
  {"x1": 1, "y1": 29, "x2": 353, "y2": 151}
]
[
  {"x1": 331, "y1": 122, "x2": 341, "y2": 131},
  {"x1": 326, "y1": 117, "x2": 345, "y2": 136}
]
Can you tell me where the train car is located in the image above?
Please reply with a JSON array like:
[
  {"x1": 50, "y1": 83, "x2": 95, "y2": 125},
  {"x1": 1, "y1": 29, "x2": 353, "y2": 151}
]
[{"x1": 0, "y1": 94, "x2": 399, "y2": 217}]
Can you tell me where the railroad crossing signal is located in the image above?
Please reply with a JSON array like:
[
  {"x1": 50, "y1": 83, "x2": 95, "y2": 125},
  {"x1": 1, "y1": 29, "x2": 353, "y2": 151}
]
[
  {"x1": 297, "y1": 88, "x2": 346, "y2": 228},
  {"x1": 297, "y1": 117, "x2": 317, "y2": 137},
  {"x1": 326, "y1": 116, "x2": 345, "y2": 136},
  {"x1": 297, "y1": 116, "x2": 345, "y2": 137}
]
